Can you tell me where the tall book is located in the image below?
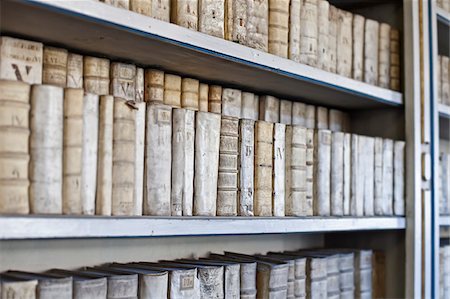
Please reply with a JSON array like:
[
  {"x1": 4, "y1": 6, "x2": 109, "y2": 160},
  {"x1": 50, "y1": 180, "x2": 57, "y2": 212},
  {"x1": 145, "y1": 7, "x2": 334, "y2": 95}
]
[
  {"x1": 3, "y1": 272, "x2": 72, "y2": 299},
  {"x1": 181, "y1": 78, "x2": 199, "y2": 110},
  {"x1": 254, "y1": 121, "x2": 274, "y2": 216},
  {"x1": 273, "y1": 123, "x2": 286, "y2": 216},
  {"x1": 222, "y1": 88, "x2": 242, "y2": 118},
  {"x1": 292, "y1": 102, "x2": 306, "y2": 126},
  {"x1": 300, "y1": 0, "x2": 318, "y2": 66},
  {"x1": 442, "y1": 56, "x2": 450, "y2": 105},
  {"x1": 80, "y1": 268, "x2": 138, "y2": 299},
  {"x1": 164, "y1": 73, "x2": 181, "y2": 108},
  {"x1": 305, "y1": 255, "x2": 328, "y2": 299},
  {"x1": 374, "y1": 137, "x2": 384, "y2": 215},
  {"x1": 171, "y1": 0, "x2": 198, "y2": 30},
  {"x1": 352, "y1": 15, "x2": 365, "y2": 81},
  {"x1": 208, "y1": 85, "x2": 222, "y2": 114},
  {"x1": 338, "y1": 252, "x2": 355, "y2": 297},
  {"x1": 378, "y1": 23, "x2": 391, "y2": 89},
  {"x1": 239, "y1": 119, "x2": 255, "y2": 216},
  {"x1": 30, "y1": 85, "x2": 63, "y2": 214},
  {"x1": 364, "y1": 20, "x2": 380, "y2": 86},
  {"x1": 268, "y1": 0, "x2": 289, "y2": 58},
  {"x1": 225, "y1": 0, "x2": 247, "y2": 46},
  {"x1": 42, "y1": 46, "x2": 68, "y2": 87},
  {"x1": 83, "y1": 56, "x2": 110, "y2": 95},
  {"x1": 313, "y1": 130, "x2": 331, "y2": 216},
  {"x1": 363, "y1": 136, "x2": 375, "y2": 216},
  {"x1": 336, "y1": 9, "x2": 353, "y2": 78},
  {"x1": 343, "y1": 133, "x2": 351, "y2": 215},
  {"x1": 0, "y1": 80, "x2": 30, "y2": 214},
  {"x1": 194, "y1": 112, "x2": 221, "y2": 216},
  {"x1": 0, "y1": 275, "x2": 37, "y2": 299},
  {"x1": 0, "y1": 36, "x2": 43, "y2": 84},
  {"x1": 315, "y1": 106, "x2": 328, "y2": 129},
  {"x1": 305, "y1": 129, "x2": 315, "y2": 216},
  {"x1": 144, "y1": 102, "x2": 172, "y2": 216},
  {"x1": 288, "y1": 0, "x2": 301, "y2": 62},
  {"x1": 241, "y1": 92, "x2": 259, "y2": 120},
  {"x1": 199, "y1": 0, "x2": 224, "y2": 38},
  {"x1": 246, "y1": 0, "x2": 269, "y2": 52},
  {"x1": 101, "y1": 0, "x2": 129, "y2": 9},
  {"x1": 328, "y1": 109, "x2": 344, "y2": 132},
  {"x1": 255, "y1": 255, "x2": 295, "y2": 298},
  {"x1": 355, "y1": 250, "x2": 373, "y2": 299},
  {"x1": 134, "y1": 101, "x2": 146, "y2": 216},
  {"x1": 351, "y1": 134, "x2": 364, "y2": 216},
  {"x1": 45, "y1": 269, "x2": 107, "y2": 299},
  {"x1": 279, "y1": 100, "x2": 292, "y2": 125},
  {"x1": 217, "y1": 116, "x2": 240, "y2": 216},
  {"x1": 110, "y1": 62, "x2": 136, "y2": 101},
  {"x1": 317, "y1": 0, "x2": 330, "y2": 70},
  {"x1": 259, "y1": 95, "x2": 280, "y2": 123},
  {"x1": 382, "y1": 139, "x2": 394, "y2": 215},
  {"x1": 172, "y1": 108, "x2": 195, "y2": 216},
  {"x1": 390, "y1": 29, "x2": 401, "y2": 91},
  {"x1": 328, "y1": 6, "x2": 338, "y2": 73},
  {"x1": 393, "y1": 141, "x2": 405, "y2": 215},
  {"x1": 199, "y1": 83, "x2": 208, "y2": 112},
  {"x1": 196, "y1": 259, "x2": 241, "y2": 299},
  {"x1": 145, "y1": 69, "x2": 164, "y2": 103},
  {"x1": 66, "y1": 53, "x2": 83, "y2": 88},
  {"x1": 331, "y1": 132, "x2": 344, "y2": 216},
  {"x1": 305, "y1": 105, "x2": 316, "y2": 129},
  {"x1": 130, "y1": 0, "x2": 170, "y2": 21}
]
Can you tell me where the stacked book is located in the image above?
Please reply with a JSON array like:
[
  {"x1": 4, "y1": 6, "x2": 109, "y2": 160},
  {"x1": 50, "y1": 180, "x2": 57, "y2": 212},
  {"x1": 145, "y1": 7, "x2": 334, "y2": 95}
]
[
  {"x1": 440, "y1": 245, "x2": 450, "y2": 299},
  {"x1": 437, "y1": 0, "x2": 450, "y2": 12},
  {"x1": 0, "y1": 35, "x2": 406, "y2": 217},
  {"x1": 0, "y1": 247, "x2": 382, "y2": 298},
  {"x1": 437, "y1": 55, "x2": 450, "y2": 107},
  {"x1": 97, "y1": 0, "x2": 402, "y2": 91}
]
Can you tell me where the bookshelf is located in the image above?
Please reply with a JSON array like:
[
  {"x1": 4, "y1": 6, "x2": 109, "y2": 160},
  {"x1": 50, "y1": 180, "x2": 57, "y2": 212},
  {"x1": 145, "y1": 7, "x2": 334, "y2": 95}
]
[{"x1": 441, "y1": 216, "x2": 450, "y2": 227}]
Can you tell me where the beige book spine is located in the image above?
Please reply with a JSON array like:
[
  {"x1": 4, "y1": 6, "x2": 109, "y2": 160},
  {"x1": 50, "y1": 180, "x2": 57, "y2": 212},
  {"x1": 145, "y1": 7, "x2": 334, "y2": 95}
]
[
  {"x1": 0, "y1": 80, "x2": 30, "y2": 214},
  {"x1": 1, "y1": 280, "x2": 37, "y2": 299},
  {"x1": 239, "y1": 119, "x2": 255, "y2": 216},
  {"x1": 138, "y1": 272, "x2": 169, "y2": 299},
  {"x1": 336, "y1": 9, "x2": 353, "y2": 78},
  {"x1": 259, "y1": 95, "x2": 280, "y2": 123},
  {"x1": 241, "y1": 92, "x2": 259, "y2": 120},
  {"x1": 144, "y1": 102, "x2": 172, "y2": 215},
  {"x1": 300, "y1": 0, "x2": 318, "y2": 66},
  {"x1": 164, "y1": 73, "x2": 182, "y2": 107},
  {"x1": 394, "y1": 140, "x2": 405, "y2": 215},
  {"x1": 374, "y1": 137, "x2": 384, "y2": 215},
  {"x1": 42, "y1": 46, "x2": 68, "y2": 87},
  {"x1": 208, "y1": 85, "x2": 222, "y2": 114},
  {"x1": 199, "y1": 83, "x2": 209, "y2": 112},
  {"x1": 197, "y1": 267, "x2": 225, "y2": 298},
  {"x1": 305, "y1": 128, "x2": 314, "y2": 216},
  {"x1": 67, "y1": 53, "x2": 83, "y2": 88},
  {"x1": 96, "y1": 95, "x2": 114, "y2": 216},
  {"x1": 130, "y1": 0, "x2": 151, "y2": 15},
  {"x1": 273, "y1": 123, "x2": 286, "y2": 216},
  {"x1": 343, "y1": 133, "x2": 351, "y2": 215},
  {"x1": 217, "y1": 116, "x2": 240, "y2": 216},
  {"x1": 331, "y1": 132, "x2": 344, "y2": 216},
  {"x1": 106, "y1": 275, "x2": 138, "y2": 299},
  {"x1": 181, "y1": 78, "x2": 199, "y2": 110},
  {"x1": 328, "y1": 109, "x2": 344, "y2": 132},
  {"x1": 317, "y1": 0, "x2": 329, "y2": 70},
  {"x1": 73, "y1": 277, "x2": 107, "y2": 299},
  {"x1": 150, "y1": 0, "x2": 170, "y2": 21},
  {"x1": 351, "y1": 134, "x2": 364, "y2": 216},
  {"x1": 239, "y1": 262, "x2": 257, "y2": 298},
  {"x1": 171, "y1": 0, "x2": 198, "y2": 30},
  {"x1": 313, "y1": 129, "x2": 331, "y2": 216},
  {"x1": 442, "y1": 56, "x2": 450, "y2": 105},
  {"x1": 83, "y1": 56, "x2": 110, "y2": 95},
  {"x1": 30, "y1": 85, "x2": 63, "y2": 214},
  {"x1": 285, "y1": 125, "x2": 307, "y2": 216},
  {"x1": 134, "y1": 101, "x2": 146, "y2": 216},
  {"x1": 112, "y1": 98, "x2": 136, "y2": 216},
  {"x1": 363, "y1": 136, "x2": 375, "y2": 216},
  {"x1": 382, "y1": 138, "x2": 394, "y2": 215},
  {"x1": 194, "y1": 112, "x2": 221, "y2": 216},
  {"x1": 289, "y1": 0, "x2": 301, "y2": 62},
  {"x1": 328, "y1": 5, "x2": 338, "y2": 73},
  {"x1": 378, "y1": 23, "x2": 391, "y2": 88},
  {"x1": 305, "y1": 104, "x2": 315, "y2": 129},
  {"x1": 352, "y1": 15, "x2": 365, "y2": 81},
  {"x1": 390, "y1": 29, "x2": 401, "y2": 91},
  {"x1": 280, "y1": 100, "x2": 292, "y2": 124},
  {"x1": 223, "y1": 264, "x2": 240, "y2": 298},
  {"x1": 315, "y1": 106, "x2": 328, "y2": 129},
  {"x1": 222, "y1": 88, "x2": 242, "y2": 118},
  {"x1": 268, "y1": 0, "x2": 290, "y2": 58},
  {"x1": 145, "y1": 69, "x2": 164, "y2": 103},
  {"x1": 110, "y1": 62, "x2": 136, "y2": 101},
  {"x1": 246, "y1": 0, "x2": 269, "y2": 52},
  {"x1": 101, "y1": 0, "x2": 129, "y2": 9},
  {"x1": 225, "y1": 0, "x2": 247, "y2": 45},
  {"x1": 364, "y1": 19, "x2": 380, "y2": 85},
  {"x1": 254, "y1": 121, "x2": 274, "y2": 216},
  {"x1": 168, "y1": 268, "x2": 200, "y2": 298},
  {"x1": 62, "y1": 88, "x2": 83, "y2": 215},
  {"x1": 172, "y1": 108, "x2": 195, "y2": 216},
  {"x1": 135, "y1": 67, "x2": 144, "y2": 102},
  {"x1": 0, "y1": 36, "x2": 43, "y2": 84},
  {"x1": 292, "y1": 102, "x2": 306, "y2": 126},
  {"x1": 199, "y1": 0, "x2": 225, "y2": 38}
]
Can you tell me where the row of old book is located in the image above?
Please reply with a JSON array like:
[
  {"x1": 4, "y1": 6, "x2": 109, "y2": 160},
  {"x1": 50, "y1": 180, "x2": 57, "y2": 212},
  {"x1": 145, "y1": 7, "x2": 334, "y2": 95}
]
[
  {"x1": 0, "y1": 248, "x2": 383, "y2": 299},
  {"x1": 438, "y1": 0, "x2": 450, "y2": 12},
  {"x1": 440, "y1": 152, "x2": 450, "y2": 215},
  {"x1": 438, "y1": 55, "x2": 450, "y2": 107},
  {"x1": 440, "y1": 245, "x2": 450, "y2": 299}
]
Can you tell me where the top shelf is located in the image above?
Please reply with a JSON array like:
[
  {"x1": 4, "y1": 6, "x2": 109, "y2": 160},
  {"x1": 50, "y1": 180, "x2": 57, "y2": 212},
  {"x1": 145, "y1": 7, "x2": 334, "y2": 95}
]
[{"x1": 0, "y1": 0, "x2": 403, "y2": 110}]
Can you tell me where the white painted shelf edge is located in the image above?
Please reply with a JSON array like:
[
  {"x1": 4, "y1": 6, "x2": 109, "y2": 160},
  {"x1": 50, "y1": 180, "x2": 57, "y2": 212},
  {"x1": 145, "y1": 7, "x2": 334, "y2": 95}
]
[
  {"x1": 438, "y1": 103, "x2": 450, "y2": 119},
  {"x1": 437, "y1": 7, "x2": 450, "y2": 25},
  {"x1": 441, "y1": 215, "x2": 450, "y2": 226}
]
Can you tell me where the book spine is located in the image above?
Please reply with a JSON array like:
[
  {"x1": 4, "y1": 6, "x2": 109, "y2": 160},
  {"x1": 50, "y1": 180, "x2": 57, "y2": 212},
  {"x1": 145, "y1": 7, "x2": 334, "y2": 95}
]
[
  {"x1": 246, "y1": 0, "x2": 269, "y2": 52},
  {"x1": 150, "y1": 0, "x2": 170, "y2": 21},
  {"x1": 288, "y1": 0, "x2": 301, "y2": 62},
  {"x1": 194, "y1": 112, "x2": 221, "y2": 215},
  {"x1": 328, "y1": 109, "x2": 343, "y2": 132},
  {"x1": 307, "y1": 258, "x2": 328, "y2": 299},
  {"x1": 374, "y1": 137, "x2": 384, "y2": 215},
  {"x1": 224, "y1": 264, "x2": 241, "y2": 298},
  {"x1": 254, "y1": 121, "x2": 274, "y2": 216},
  {"x1": 145, "y1": 69, "x2": 164, "y2": 103},
  {"x1": 352, "y1": 15, "x2": 365, "y2": 81},
  {"x1": 268, "y1": 0, "x2": 290, "y2": 58},
  {"x1": 67, "y1": 53, "x2": 83, "y2": 88},
  {"x1": 0, "y1": 80, "x2": 30, "y2": 214},
  {"x1": 240, "y1": 262, "x2": 258, "y2": 298},
  {"x1": 382, "y1": 139, "x2": 394, "y2": 215},
  {"x1": 300, "y1": 0, "x2": 318, "y2": 66},
  {"x1": 259, "y1": 95, "x2": 280, "y2": 123},
  {"x1": 305, "y1": 105, "x2": 316, "y2": 129},
  {"x1": 313, "y1": 129, "x2": 331, "y2": 216},
  {"x1": 130, "y1": 0, "x2": 151, "y2": 16},
  {"x1": 442, "y1": 56, "x2": 450, "y2": 105},
  {"x1": 328, "y1": 5, "x2": 338, "y2": 73},
  {"x1": 37, "y1": 278, "x2": 72, "y2": 299},
  {"x1": 364, "y1": 20, "x2": 380, "y2": 85},
  {"x1": 241, "y1": 92, "x2": 259, "y2": 120},
  {"x1": 208, "y1": 85, "x2": 222, "y2": 114},
  {"x1": 225, "y1": 0, "x2": 247, "y2": 45},
  {"x1": 110, "y1": 62, "x2": 136, "y2": 101},
  {"x1": 164, "y1": 73, "x2": 182, "y2": 108},
  {"x1": 394, "y1": 140, "x2": 405, "y2": 215},
  {"x1": 96, "y1": 95, "x2": 114, "y2": 216},
  {"x1": 168, "y1": 269, "x2": 199, "y2": 298},
  {"x1": 181, "y1": 78, "x2": 200, "y2": 110},
  {"x1": 0, "y1": 36, "x2": 43, "y2": 84},
  {"x1": 222, "y1": 88, "x2": 242, "y2": 118},
  {"x1": 199, "y1": 83, "x2": 209, "y2": 112},
  {"x1": 199, "y1": 0, "x2": 225, "y2": 38},
  {"x1": 326, "y1": 257, "x2": 341, "y2": 299},
  {"x1": 134, "y1": 101, "x2": 146, "y2": 216},
  {"x1": 378, "y1": 23, "x2": 391, "y2": 89},
  {"x1": 336, "y1": 9, "x2": 353, "y2": 78},
  {"x1": 107, "y1": 276, "x2": 138, "y2": 299},
  {"x1": 239, "y1": 119, "x2": 255, "y2": 216},
  {"x1": 197, "y1": 267, "x2": 225, "y2": 298},
  {"x1": 171, "y1": 0, "x2": 198, "y2": 30},
  {"x1": 1, "y1": 280, "x2": 38, "y2": 299},
  {"x1": 390, "y1": 29, "x2": 401, "y2": 91},
  {"x1": 30, "y1": 85, "x2": 63, "y2": 214},
  {"x1": 351, "y1": 134, "x2": 364, "y2": 216},
  {"x1": 279, "y1": 100, "x2": 292, "y2": 125},
  {"x1": 42, "y1": 46, "x2": 68, "y2": 87},
  {"x1": 268, "y1": 265, "x2": 289, "y2": 297},
  {"x1": 73, "y1": 278, "x2": 107, "y2": 299},
  {"x1": 305, "y1": 129, "x2": 314, "y2": 216},
  {"x1": 139, "y1": 272, "x2": 169, "y2": 299},
  {"x1": 317, "y1": 0, "x2": 330, "y2": 70},
  {"x1": 343, "y1": 133, "x2": 351, "y2": 215},
  {"x1": 292, "y1": 102, "x2": 306, "y2": 126},
  {"x1": 83, "y1": 56, "x2": 110, "y2": 95},
  {"x1": 273, "y1": 123, "x2": 286, "y2": 216},
  {"x1": 331, "y1": 131, "x2": 344, "y2": 216},
  {"x1": 363, "y1": 136, "x2": 375, "y2": 216},
  {"x1": 101, "y1": 0, "x2": 129, "y2": 9},
  {"x1": 135, "y1": 67, "x2": 144, "y2": 102},
  {"x1": 315, "y1": 106, "x2": 328, "y2": 129},
  {"x1": 144, "y1": 102, "x2": 172, "y2": 215}
]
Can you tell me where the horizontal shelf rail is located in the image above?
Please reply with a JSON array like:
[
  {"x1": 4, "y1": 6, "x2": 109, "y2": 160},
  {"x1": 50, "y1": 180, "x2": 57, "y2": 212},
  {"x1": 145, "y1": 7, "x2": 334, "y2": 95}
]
[
  {"x1": 441, "y1": 216, "x2": 450, "y2": 227},
  {"x1": 437, "y1": 7, "x2": 450, "y2": 26},
  {"x1": 438, "y1": 104, "x2": 450, "y2": 119}
]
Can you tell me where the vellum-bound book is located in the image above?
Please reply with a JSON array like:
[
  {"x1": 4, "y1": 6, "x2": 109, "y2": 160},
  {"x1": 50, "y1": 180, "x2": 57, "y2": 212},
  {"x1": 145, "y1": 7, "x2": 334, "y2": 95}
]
[
  {"x1": 144, "y1": 102, "x2": 172, "y2": 216},
  {"x1": 0, "y1": 36, "x2": 43, "y2": 84},
  {"x1": 336, "y1": 9, "x2": 353, "y2": 78},
  {"x1": 279, "y1": 100, "x2": 292, "y2": 125},
  {"x1": 273, "y1": 123, "x2": 286, "y2": 216},
  {"x1": 96, "y1": 95, "x2": 113, "y2": 216},
  {"x1": 181, "y1": 78, "x2": 199, "y2": 110},
  {"x1": 338, "y1": 252, "x2": 355, "y2": 298},
  {"x1": 241, "y1": 92, "x2": 259, "y2": 120},
  {"x1": 364, "y1": 20, "x2": 380, "y2": 85},
  {"x1": 289, "y1": 0, "x2": 301, "y2": 62},
  {"x1": 199, "y1": 83, "x2": 208, "y2": 112},
  {"x1": 378, "y1": 23, "x2": 391, "y2": 88},
  {"x1": 254, "y1": 255, "x2": 294, "y2": 298},
  {"x1": 67, "y1": 53, "x2": 83, "y2": 88},
  {"x1": 259, "y1": 95, "x2": 280, "y2": 123},
  {"x1": 83, "y1": 56, "x2": 110, "y2": 95},
  {"x1": 374, "y1": 137, "x2": 384, "y2": 215},
  {"x1": 0, "y1": 80, "x2": 30, "y2": 214},
  {"x1": 351, "y1": 134, "x2": 364, "y2": 216},
  {"x1": 0, "y1": 275, "x2": 37, "y2": 299},
  {"x1": 352, "y1": 15, "x2": 365, "y2": 81},
  {"x1": 305, "y1": 105, "x2": 315, "y2": 129},
  {"x1": 199, "y1": 0, "x2": 224, "y2": 38},
  {"x1": 196, "y1": 258, "x2": 241, "y2": 299},
  {"x1": 209, "y1": 85, "x2": 222, "y2": 114},
  {"x1": 328, "y1": 6, "x2": 338, "y2": 73},
  {"x1": 305, "y1": 129, "x2": 314, "y2": 216},
  {"x1": 145, "y1": 69, "x2": 164, "y2": 103},
  {"x1": 390, "y1": 29, "x2": 401, "y2": 91},
  {"x1": 194, "y1": 112, "x2": 221, "y2": 216},
  {"x1": 355, "y1": 250, "x2": 373, "y2": 299},
  {"x1": 225, "y1": 0, "x2": 247, "y2": 46},
  {"x1": 285, "y1": 126, "x2": 308, "y2": 216},
  {"x1": 300, "y1": 0, "x2": 318, "y2": 66},
  {"x1": 101, "y1": 0, "x2": 129, "y2": 9},
  {"x1": 292, "y1": 102, "x2": 306, "y2": 126},
  {"x1": 164, "y1": 73, "x2": 182, "y2": 108},
  {"x1": 315, "y1": 106, "x2": 328, "y2": 129},
  {"x1": 46, "y1": 270, "x2": 107, "y2": 299},
  {"x1": 302, "y1": 255, "x2": 328, "y2": 299},
  {"x1": 313, "y1": 130, "x2": 331, "y2": 216},
  {"x1": 130, "y1": 0, "x2": 170, "y2": 21},
  {"x1": 382, "y1": 139, "x2": 394, "y2": 215},
  {"x1": 329, "y1": 109, "x2": 344, "y2": 132},
  {"x1": 331, "y1": 132, "x2": 344, "y2": 216},
  {"x1": 343, "y1": 133, "x2": 351, "y2": 215},
  {"x1": 268, "y1": 0, "x2": 289, "y2": 58},
  {"x1": 135, "y1": 68, "x2": 144, "y2": 102},
  {"x1": 134, "y1": 101, "x2": 146, "y2": 216},
  {"x1": 246, "y1": 0, "x2": 269, "y2": 52},
  {"x1": 42, "y1": 46, "x2": 68, "y2": 87},
  {"x1": 317, "y1": 0, "x2": 330, "y2": 70},
  {"x1": 171, "y1": 0, "x2": 198, "y2": 30},
  {"x1": 394, "y1": 140, "x2": 405, "y2": 215},
  {"x1": 254, "y1": 121, "x2": 274, "y2": 216},
  {"x1": 363, "y1": 136, "x2": 375, "y2": 216},
  {"x1": 110, "y1": 62, "x2": 136, "y2": 101},
  {"x1": 442, "y1": 56, "x2": 450, "y2": 105},
  {"x1": 217, "y1": 116, "x2": 240, "y2": 216},
  {"x1": 239, "y1": 119, "x2": 255, "y2": 216},
  {"x1": 80, "y1": 268, "x2": 138, "y2": 299},
  {"x1": 30, "y1": 85, "x2": 63, "y2": 214},
  {"x1": 222, "y1": 88, "x2": 242, "y2": 118}
]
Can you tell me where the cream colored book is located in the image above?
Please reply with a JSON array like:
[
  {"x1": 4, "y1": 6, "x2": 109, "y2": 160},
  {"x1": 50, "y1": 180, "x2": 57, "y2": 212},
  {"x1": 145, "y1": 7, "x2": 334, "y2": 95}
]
[
  {"x1": 0, "y1": 80, "x2": 30, "y2": 214},
  {"x1": 208, "y1": 85, "x2": 222, "y2": 114},
  {"x1": 30, "y1": 85, "x2": 63, "y2": 214},
  {"x1": 336, "y1": 9, "x2": 353, "y2": 78},
  {"x1": 351, "y1": 134, "x2": 363, "y2": 216},
  {"x1": 164, "y1": 73, "x2": 182, "y2": 107},
  {"x1": 279, "y1": 100, "x2": 292, "y2": 124},
  {"x1": 352, "y1": 14, "x2": 365, "y2": 81},
  {"x1": 313, "y1": 129, "x2": 331, "y2": 216},
  {"x1": 328, "y1": 109, "x2": 344, "y2": 132},
  {"x1": 0, "y1": 278, "x2": 37, "y2": 299},
  {"x1": 241, "y1": 92, "x2": 259, "y2": 120},
  {"x1": 194, "y1": 112, "x2": 221, "y2": 216},
  {"x1": 0, "y1": 36, "x2": 43, "y2": 84},
  {"x1": 42, "y1": 46, "x2": 68, "y2": 87},
  {"x1": 217, "y1": 116, "x2": 240, "y2": 216},
  {"x1": 442, "y1": 56, "x2": 450, "y2": 105},
  {"x1": 130, "y1": 0, "x2": 150, "y2": 16},
  {"x1": 181, "y1": 78, "x2": 199, "y2": 110},
  {"x1": 130, "y1": 0, "x2": 170, "y2": 21},
  {"x1": 199, "y1": 0, "x2": 225, "y2": 38},
  {"x1": 144, "y1": 69, "x2": 164, "y2": 103},
  {"x1": 135, "y1": 67, "x2": 144, "y2": 102},
  {"x1": 246, "y1": 0, "x2": 269, "y2": 52},
  {"x1": 134, "y1": 101, "x2": 146, "y2": 216},
  {"x1": 110, "y1": 62, "x2": 136, "y2": 101},
  {"x1": 171, "y1": 0, "x2": 198, "y2": 30},
  {"x1": 67, "y1": 53, "x2": 83, "y2": 88},
  {"x1": 305, "y1": 256, "x2": 327, "y2": 299},
  {"x1": 305, "y1": 104, "x2": 315, "y2": 129},
  {"x1": 355, "y1": 250, "x2": 373, "y2": 299},
  {"x1": 254, "y1": 121, "x2": 274, "y2": 216},
  {"x1": 172, "y1": 108, "x2": 195, "y2": 216},
  {"x1": 225, "y1": 0, "x2": 247, "y2": 45},
  {"x1": 328, "y1": 5, "x2": 338, "y2": 73},
  {"x1": 222, "y1": 88, "x2": 242, "y2": 118},
  {"x1": 259, "y1": 95, "x2": 280, "y2": 123},
  {"x1": 112, "y1": 98, "x2": 136, "y2": 216},
  {"x1": 273, "y1": 123, "x2": 286, "y2": 216},
  {"x1": 331, "y1": 132, "x2": 344, "y2": 216},
  {"x1": 305, "y1": 129, "x2": 314, "y2": 216},
  {"x1": 393, "y1": 140, "x2": 405, "y2": 216},
  {"x1": 96, "y1": 95, "x2": 113, "y2": 216},
  {"x1": 343, "y1": 133, "x2": 351, "y2": 215},
  {"x1": 289, "y1": 0, "x2": 301, "y2": 62},
  {"x1": 300, "y1": 0, "x2": 318, "y2": 66},
  {"x1": 292, "y1": 102, "x2": 306, "y2": 126},
  {"x1": 83, "y1": 56, "x2": 110, "y2": 95},
  {"x1": 364, "y1": 19, "x2": 380, "y2": 85},
  {"x1": 268, "y1": 0, "x2": 289, "y2": 58},
  {"x1": 317, "y1": 0, "x2": 329, "y2": 70},
  {"x1": 144, "y1": 102, "x2": 172, "y2": 216},
  {"x1": 199, "y1": 83, "x2": 209, "y2": 112},
  {"x1": 239, "y1": 119, "x2": 255, "y2": 216},
  {"x1": 363, "y1": 136, "x2": 375, "y2": 216},
  {"x1": 285, "y1": 125, "x2": 307, "y2": 216},
  {"x1": 382, "y1": 138, "x2": 394, "y2": 215},
  {"x1": 374, "y1": 137, "x2": 384, "y2": 215},
  {"x1": 315, "y1": 106, "x2": 328, "y2": 129},
  {"x1": 378, "y1": 23, "x2": 391, "y2": 89},
  {"x1": 390, "y1": 29, "x2": 401, "y2": 91},
  {"x1": 101, "y1": 0, "x2": 129, "y2": 9}
]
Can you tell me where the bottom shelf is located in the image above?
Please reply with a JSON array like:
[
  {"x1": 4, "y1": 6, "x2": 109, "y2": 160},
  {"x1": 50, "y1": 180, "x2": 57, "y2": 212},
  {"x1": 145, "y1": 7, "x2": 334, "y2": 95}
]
[{"x1": 0, "y1": 216, "x2": 406, "y2": 239}]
